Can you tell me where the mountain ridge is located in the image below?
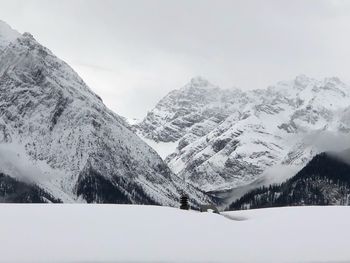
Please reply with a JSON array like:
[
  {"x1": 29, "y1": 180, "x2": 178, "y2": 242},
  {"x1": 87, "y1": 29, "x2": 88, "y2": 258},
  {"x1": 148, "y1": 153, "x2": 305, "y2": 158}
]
[
  {"x1": 135, "y1": 75, "x2": 350, "y2": 193},
  {"x1": 0, "y1": 20, "x2": 210, "y2": 205}
]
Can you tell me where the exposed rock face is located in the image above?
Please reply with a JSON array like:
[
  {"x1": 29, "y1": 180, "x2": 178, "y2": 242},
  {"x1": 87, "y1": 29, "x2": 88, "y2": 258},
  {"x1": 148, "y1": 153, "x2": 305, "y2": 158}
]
[
  {"x1": 135, "y1": 75, "x2": 350, "y2": 192},
  {"x1": 0, "y1": 20, "x2": 209, "y2": 205},
  {"x1": 134, "y1": 77, "x2": 238, "y2": 143}
]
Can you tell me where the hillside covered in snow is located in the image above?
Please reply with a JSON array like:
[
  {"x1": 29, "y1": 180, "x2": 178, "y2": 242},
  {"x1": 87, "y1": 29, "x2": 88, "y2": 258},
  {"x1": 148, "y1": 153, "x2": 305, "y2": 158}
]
[
  {"x1": 135, "y1": 75, "x2": 350, "y2": 194},
  {"x1": 0, "y1": 20, "x2": 212, "y2": 206},
  {"x1": 0, "y1": 204, "x2": 349, "y2": 263},
  {"x1": 229, "y1": 149, "x2": 350, "y2": 210}
]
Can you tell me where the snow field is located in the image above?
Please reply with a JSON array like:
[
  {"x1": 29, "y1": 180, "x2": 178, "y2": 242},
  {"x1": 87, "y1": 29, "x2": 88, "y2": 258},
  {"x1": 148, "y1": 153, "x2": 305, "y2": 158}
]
[{"x1": 0, "y1": 205, "x2": 349, "y2": 263}]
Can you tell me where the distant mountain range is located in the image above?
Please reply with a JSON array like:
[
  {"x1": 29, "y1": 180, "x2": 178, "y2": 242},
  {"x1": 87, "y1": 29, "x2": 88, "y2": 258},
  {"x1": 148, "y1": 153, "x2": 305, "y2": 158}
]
[{"x1": 134, "y1": 75, "x2": 350, "y2": 196}]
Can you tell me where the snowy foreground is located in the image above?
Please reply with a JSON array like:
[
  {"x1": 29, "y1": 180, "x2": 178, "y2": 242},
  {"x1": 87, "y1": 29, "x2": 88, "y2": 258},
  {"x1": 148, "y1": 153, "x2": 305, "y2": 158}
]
[{"x1": 0, "y1": 205, "x2": 349, "y2": 263}]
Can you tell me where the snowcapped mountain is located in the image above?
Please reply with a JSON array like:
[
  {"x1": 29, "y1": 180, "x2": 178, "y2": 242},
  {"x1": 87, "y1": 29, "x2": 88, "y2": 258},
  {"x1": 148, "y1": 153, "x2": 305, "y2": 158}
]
[
  {"x1": 0, "y1": 20, "x2": 209, "y2": 205},
  {"x1": 135, "y1": 75, "x2": 350, "y2": 193},
  {"x1": 135, "y1": 77, "x2": 239, "y2": 143}
]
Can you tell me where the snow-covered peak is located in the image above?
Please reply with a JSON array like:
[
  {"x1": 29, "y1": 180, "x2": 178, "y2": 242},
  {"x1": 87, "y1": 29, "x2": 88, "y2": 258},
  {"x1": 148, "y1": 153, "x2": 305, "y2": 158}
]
[
  {"x1": 294, "y1": 74, "x2": 315, "y2": 87},
  {"x1": 324, "y1": 76, "x2": 342, "y2": 83},
  {"x1": 322, "y1": 76, "x2": 347, "y2": 90},
  {"x1": 0, "y1": 21, "x2": 212, "y2": 206},
  {"x1": 270, "y1": 74, "x2": 317, "y2": 94},
  {"x1": 137, "y1": 74, "x2": 350, "y2": 193},
  {"x1": 0, "y1": 20, "x2": 20, "y2": 51},
  {"x1": 182, "y1": 76, "x2": 217, "y2": 90},
  {"x1": 134, "y1": 77, "x2": 238, "y2": 143},
  {"x1": 22, "y1": 32, "x2": 35, "y2": 39}
]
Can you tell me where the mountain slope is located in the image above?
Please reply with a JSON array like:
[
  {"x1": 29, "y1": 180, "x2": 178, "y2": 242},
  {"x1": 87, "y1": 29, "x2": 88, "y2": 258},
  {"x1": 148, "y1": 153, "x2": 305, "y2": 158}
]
[
  {"x1": 135, "y1": 75, "x2": 350, "y2": 193},
  {"x1": 228, "y1": 150, "x2": 350, "y2": 210},
  {"x1": 0, "y1": 172, "x2": 61, "y2": 203},
  {"x1": 0, "y1": 20, "x2": 208, "y2": 205}
]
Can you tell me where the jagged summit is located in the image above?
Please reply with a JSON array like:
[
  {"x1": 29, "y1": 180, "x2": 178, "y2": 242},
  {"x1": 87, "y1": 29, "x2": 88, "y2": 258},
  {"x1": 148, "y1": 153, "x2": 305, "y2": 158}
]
[
  {"x1": 182, "y1": 76, "x2": 217, "y2": 90},
  {"x1": 294, "y1": 74, "x2": 314, "y2": 86},
  {"x1": 22, "y1": 32, "x2": 35, "y2": 39},
  {"x1": 134, "y1": 77, "x2": 238, "y2": 143},
  {"x1": 136, "y1": 75, "x2": 350, "y2": 192},
  {"x1": 0, "y1": 21, "x2": 210, "y2": 205},
  {"x1": 275, "y1": 74, "x2": 348, "y2": 94}
]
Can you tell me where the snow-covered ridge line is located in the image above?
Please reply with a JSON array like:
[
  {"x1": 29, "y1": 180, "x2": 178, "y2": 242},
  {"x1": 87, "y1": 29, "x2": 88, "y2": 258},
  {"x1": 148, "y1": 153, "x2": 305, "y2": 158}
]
[
  {"x1": 0, "y1": 20, "x2": 211, "y2": 205},
  {"x1": 135, "y1": 74, "x2": 350, "y2": 194}
]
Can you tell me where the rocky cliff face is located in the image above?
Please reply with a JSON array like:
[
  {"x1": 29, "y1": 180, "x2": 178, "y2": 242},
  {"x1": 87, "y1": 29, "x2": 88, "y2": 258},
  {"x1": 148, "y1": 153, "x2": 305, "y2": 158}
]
[
  {"x1": 135, "y1": 75, "x2": 350, "y2": 192},
  {"x1": 0, "y1": 20, "x2": 209, "y2": 205},
  {"x1": 135, "y1": 77, "x2": 242, "y2": 143}
]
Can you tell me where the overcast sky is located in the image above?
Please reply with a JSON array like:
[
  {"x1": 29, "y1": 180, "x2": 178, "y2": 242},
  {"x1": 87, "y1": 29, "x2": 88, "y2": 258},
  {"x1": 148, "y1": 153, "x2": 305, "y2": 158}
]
[{"x1": 1, "y1": 0, "x2": 350, "y2": 119}]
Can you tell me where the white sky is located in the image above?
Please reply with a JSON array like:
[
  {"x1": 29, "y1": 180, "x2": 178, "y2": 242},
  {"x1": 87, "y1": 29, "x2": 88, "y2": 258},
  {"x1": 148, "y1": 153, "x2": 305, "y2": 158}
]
[{"x1": 1, "y1": 0, "x2": 350, "y2": 119}]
